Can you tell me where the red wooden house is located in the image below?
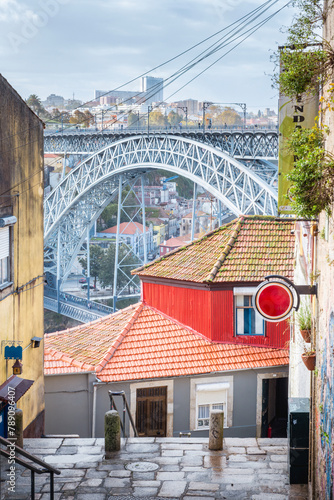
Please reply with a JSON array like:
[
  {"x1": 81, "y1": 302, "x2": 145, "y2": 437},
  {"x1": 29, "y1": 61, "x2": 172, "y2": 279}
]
[
  {"x1": 44, "y1": 215, "x2": 295, "y2": 439},
  {"x1": 135, "y1": 215, "x2": 295, "y2": 349}
]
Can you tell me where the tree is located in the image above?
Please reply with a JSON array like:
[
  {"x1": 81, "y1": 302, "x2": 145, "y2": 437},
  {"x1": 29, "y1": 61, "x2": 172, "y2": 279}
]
[
  {"x1": 98, "y1": 243, "x2": 140, "y2": 293},
  {"x1": 128, "y1": 112, "x2": 139, "y2": 128},
  {"x1": 26, "y1": 94, "x2": 43, "y2": 114},
  {"x1": 50, "y1": 109, "x2": 70, "y2": 123},
  {"x1": 79, "y1": 244, "x2": 104, "y2": 287},
  {"x1": 97, "y1": 203, "x2": 118, "y2": 231},
  {"x1": 69, "y1": 110, "x2": 85, "y2": 126},
  {"x1": 214, "y1": 107, "x2": 242, "y2": 126},
  {"x1": 83, "y1": 110, "x2": 94, "y2": 128},
  {"x1": 26, "y1": 94, "x2": 50, "y2": 119},
  {"x1": 98, "y1": 244, "x2": 116, "y2": 290},
  {"x1": 149, "y1": 110, "x2": 167, "y2": 127},
  {"x1": 167, "y1": 111, "x2": 183, "y2": 127}
]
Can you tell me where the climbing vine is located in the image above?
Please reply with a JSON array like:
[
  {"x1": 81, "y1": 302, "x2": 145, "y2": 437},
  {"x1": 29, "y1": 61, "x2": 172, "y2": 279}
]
[
  {"x1": 273, "y1": 0, "x2": 334, "y2": 217},
  {"x1": 286, "y1": 126, "x2": 334, "y2": 217}
]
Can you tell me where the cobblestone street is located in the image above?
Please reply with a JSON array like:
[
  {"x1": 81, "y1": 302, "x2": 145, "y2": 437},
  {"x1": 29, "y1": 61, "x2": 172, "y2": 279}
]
[{"x1": 0, "y1": 437, "x2": 309, "y2": 500}]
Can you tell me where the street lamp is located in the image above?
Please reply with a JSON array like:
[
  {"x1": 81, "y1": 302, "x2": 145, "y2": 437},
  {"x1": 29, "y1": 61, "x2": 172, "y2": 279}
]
[
  {"x1": 147, "y1": 105, "x2": 153, "y2": 135},
  {"x1": 202, "y1": 102, "x2": 212, "y2": 133}
]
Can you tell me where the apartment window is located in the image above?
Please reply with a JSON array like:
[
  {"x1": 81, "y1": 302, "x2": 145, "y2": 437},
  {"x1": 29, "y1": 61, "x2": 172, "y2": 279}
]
[
  {"x1": 0, "y1": 218, "x2": 15, "y2": 289},
  {"x1": 197, "y1": 403, "x2": 225, "y2": 428},
  {"x1": 234, "y1": 288, "x2": 265, "y2": 336},
  {"x1": 194, "y1": 381, "x2": 231, "y2": 429}
]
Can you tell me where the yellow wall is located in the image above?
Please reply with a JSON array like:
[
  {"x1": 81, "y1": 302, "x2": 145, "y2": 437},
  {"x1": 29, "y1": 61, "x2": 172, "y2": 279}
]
[
  {"x1": 0, "y1": 75, "x2": 45, "y2": 436},
  {"x1": 153, "y1": 224, "x2": 166, "y2": 245}
]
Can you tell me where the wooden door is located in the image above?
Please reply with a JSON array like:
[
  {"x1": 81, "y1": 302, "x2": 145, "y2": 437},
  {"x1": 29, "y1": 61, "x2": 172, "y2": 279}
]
[{"x1": 136, "y1": 386, "x2": 167, "y2": 437}]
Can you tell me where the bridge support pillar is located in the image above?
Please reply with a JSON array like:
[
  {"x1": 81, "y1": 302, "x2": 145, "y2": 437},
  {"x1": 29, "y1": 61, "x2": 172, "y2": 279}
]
[
  {"x1": 113, "y1": 175, "x2": 123, "y2": 313},
  {"x1": 191, "y1": 183, "x2": 197, "y2": 241}
]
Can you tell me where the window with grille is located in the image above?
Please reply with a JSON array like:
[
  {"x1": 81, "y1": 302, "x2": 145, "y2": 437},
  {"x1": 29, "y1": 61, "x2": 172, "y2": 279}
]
[{"x1": 235, "y1": 291, "x2": 265, "y2": 336}]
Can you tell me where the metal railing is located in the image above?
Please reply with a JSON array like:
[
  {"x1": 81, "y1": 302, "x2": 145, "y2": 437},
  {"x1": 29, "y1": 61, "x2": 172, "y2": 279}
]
[
  {"x1": 109, "y1": 391, "x2": 138, "y2": 437},
  {"x1": 0, "y1": 436, "x2": 61, "y2": 500}
]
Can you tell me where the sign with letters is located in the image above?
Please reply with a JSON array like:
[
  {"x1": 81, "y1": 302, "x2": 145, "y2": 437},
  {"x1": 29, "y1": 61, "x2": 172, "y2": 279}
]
[{"x1": 278, "y1": 93, "x2": 319, "y2": 214}]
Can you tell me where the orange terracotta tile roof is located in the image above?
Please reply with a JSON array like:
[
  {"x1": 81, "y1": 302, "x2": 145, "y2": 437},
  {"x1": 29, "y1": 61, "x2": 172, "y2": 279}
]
[
  {"x1": 183, "y1": 211, "x2": 207, "y2": 219},
  {"x1": 134, "y1": 216, "x2": 296, "y2": 283},
  {"x1": 45, "y1": 303, "x2": 289, "y2": 381},
  {"x1": 102, "y1": 222, "x2": 148, "y2": 235},
  {"x1": 44, "y1": 305, "x2": 140, "y2": 375}
]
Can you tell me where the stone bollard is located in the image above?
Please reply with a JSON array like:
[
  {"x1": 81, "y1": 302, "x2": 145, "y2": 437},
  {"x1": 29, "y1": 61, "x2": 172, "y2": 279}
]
[
  {"x1": 14, "y1": 409, "x2": 23, "y2": 449},
  {"x1": 104, "y1": 410, "x2": 121, "y2": 458},
  {"x1": 209, "y1": 410, "x2": 224, "y2": 450}
]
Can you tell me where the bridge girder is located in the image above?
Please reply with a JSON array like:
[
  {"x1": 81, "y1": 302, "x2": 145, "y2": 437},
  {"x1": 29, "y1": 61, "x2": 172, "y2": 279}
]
[
  {"x1": 44, "y1": 129, "x2": 278, "y2": 160},
  {"x1": 44, "y1": 134, "x2": 278, "y2": 282}
]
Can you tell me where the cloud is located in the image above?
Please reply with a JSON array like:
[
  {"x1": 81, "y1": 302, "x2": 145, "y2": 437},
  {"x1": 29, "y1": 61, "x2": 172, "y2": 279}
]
[
  {"x1": 0, "y1": 0, "x2": 294, "y2": 108},
  {"x1": 0, "y1": 0, "x2": 39, "y2": 23}
]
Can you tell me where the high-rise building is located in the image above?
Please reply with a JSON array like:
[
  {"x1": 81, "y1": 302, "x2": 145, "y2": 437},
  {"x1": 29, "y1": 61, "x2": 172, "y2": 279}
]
[{"x1": 140, "y1": 76, "x2": 164, "y2": 104}]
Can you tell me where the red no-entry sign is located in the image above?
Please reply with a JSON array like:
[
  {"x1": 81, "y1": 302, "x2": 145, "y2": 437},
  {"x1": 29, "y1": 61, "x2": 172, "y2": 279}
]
[{"x1": 254, "y1": 277, "x2": 299, "y2": 322}]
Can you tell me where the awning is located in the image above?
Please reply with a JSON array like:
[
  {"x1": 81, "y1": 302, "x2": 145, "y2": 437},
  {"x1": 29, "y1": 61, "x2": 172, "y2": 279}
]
[{"x1": 0, "y1": 375, "x2": 34, "y2": 403}]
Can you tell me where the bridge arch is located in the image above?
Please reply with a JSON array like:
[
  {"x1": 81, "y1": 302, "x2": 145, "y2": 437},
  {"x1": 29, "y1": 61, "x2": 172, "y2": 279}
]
[{"x1": 44, "y1": 134, "x2": 277, "y2": 281}]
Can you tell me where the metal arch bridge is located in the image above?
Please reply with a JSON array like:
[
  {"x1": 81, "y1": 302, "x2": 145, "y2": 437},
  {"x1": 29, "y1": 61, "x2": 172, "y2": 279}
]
[
  {"x1": 44, "y1": 129, "x2": 278, "y2": 160},
  {"x1": 44, "y1": 133, "x2": 278, "y2": 321}
]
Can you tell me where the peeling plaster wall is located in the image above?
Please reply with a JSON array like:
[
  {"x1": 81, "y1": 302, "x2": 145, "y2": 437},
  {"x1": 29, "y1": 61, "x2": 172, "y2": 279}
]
[
  {"x1": 313, "y1": 5, "x2": 334, "y2": 497},
  {"x1": 289, "y1": 221, "x2": 313, "y2": 399},
  {"x1": 0, "y1": 74, "x2": 45, "y2": 436}
]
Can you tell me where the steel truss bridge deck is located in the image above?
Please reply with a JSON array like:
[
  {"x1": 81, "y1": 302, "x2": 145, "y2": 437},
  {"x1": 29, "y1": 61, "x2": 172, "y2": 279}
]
[
  {"x1": 44, "y1": 129, "x2": 278, "y2": 160},
  {"x1": 44, "y1": 134, "x2": 278, "y2": 280},
  {"x1": 44, "y1": 133, "x2": 278, "y2": 321}
]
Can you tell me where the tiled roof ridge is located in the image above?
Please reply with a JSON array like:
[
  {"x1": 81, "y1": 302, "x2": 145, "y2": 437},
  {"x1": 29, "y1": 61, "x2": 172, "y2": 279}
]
[
  {"x1": 132, "y1": 220, "x2": 238, "y2": 275},
  {"x1": 44, "y1": 347, "x2": 95, "y2": 373},
  {"x1": 95, "y1": 302, "x2": 145, "y2": 374},
  {"x1": 206, "y1": 217, "x2": 244, "y2": 282},
  {"x1": 45, "y1": 303, "x2": 140, "y2": 339}
]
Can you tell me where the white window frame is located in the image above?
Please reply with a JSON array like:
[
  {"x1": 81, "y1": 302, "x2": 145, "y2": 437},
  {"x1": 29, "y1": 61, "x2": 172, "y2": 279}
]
[
  {"x1": 0, "y1": 217, "x2": 16, "y2": 290},
  {"x1": 234, "y1": 287, "x2": 265, "y2": 336},
  {"x1": 190, "y1": 376, "x2": 233, "y2": 430}
]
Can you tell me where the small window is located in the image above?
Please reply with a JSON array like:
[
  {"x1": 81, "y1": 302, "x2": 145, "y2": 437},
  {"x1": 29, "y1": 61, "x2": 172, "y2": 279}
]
[
  {"x1": 0, "y1": 226, "x2": 10, "y2": 288},
  {"x1": 197, "y1": 403, "x2": 225, "y2": 428},
  {"x1": 235, "y1": 294, "x2": 265, "y2": 336}
]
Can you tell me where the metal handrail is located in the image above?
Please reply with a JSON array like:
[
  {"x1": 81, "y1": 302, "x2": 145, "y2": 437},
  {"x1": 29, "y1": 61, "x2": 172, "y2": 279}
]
[
  {"x1": 0, "y1": 436, "x2": 61, "y2": 500},
  {"x1": 109, "y1": 390, "x2": 138, "y2": 437}
]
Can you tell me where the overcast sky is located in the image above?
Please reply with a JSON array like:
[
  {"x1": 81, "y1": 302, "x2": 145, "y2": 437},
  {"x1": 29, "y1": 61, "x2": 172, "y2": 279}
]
[{"x1": 0, "y1": 0, "x2": 294, "y2": 112}]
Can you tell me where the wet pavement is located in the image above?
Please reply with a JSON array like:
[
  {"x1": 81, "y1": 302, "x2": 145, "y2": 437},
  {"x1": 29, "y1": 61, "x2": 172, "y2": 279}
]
[{"x1": 0, "y1": 437, "x2": 308, "y2": 499}]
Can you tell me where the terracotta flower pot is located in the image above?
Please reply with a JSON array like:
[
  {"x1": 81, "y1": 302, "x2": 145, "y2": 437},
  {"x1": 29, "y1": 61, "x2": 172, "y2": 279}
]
[
  {"x1": 301, "y1": 352, "x2": 316, "y2": 371},
  {"x1": 300, "y1": 329, "x2": 311, "y2": 343}
]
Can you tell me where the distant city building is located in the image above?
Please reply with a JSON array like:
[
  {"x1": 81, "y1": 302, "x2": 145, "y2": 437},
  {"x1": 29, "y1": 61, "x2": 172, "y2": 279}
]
[
  {"x1": 44, "y1": 93, "x2": 65, "y2": 108},
  {"x1": 140, "y1": 76, "x2": 163, "y2": 104},
  {"x1": 174, "y1": 99, "x2": 199, "y2": 116},
  {"x1": 96, "y1": 222, "x2": 153, "y2": 258},
  {"x1": 94, "y1": 76, "x2": 164, "y2": 108}
]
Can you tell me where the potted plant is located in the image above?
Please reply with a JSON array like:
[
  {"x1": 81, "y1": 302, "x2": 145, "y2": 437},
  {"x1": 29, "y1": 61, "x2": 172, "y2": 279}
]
[
  {"x1": 297, "y1": 305, "x2": 312, "y2": 343},
  {"x1": 301, "y1": 349, "x2": 316, "y2": 371}
]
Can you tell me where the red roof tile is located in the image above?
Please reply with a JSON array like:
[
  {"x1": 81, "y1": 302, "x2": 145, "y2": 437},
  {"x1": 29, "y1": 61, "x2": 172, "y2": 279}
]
[
  {"x1": 134, "y1": 216, "x2": 296, "y2": 283},
  {"x1": 102, "y1": 222, "x2": 149, "y2": 235},
  {"x1": 44, "y1": 303, "x2": 289, "y2": 380}
]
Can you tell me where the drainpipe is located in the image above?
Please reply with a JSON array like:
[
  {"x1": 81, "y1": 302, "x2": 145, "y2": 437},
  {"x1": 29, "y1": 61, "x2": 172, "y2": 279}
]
[{"x1": 92, "y1": 379, "x2": 105, "y2": 438}]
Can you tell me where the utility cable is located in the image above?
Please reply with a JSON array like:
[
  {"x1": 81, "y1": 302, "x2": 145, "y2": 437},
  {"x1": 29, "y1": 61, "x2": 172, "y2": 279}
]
[
  {"x1": 0, "y1": 0, "x2": 281, "y2": 142},
  {"x1": 49, "y1": 0, "x2": 282, "y2": 135},
  {"x1": 0, "y1": 0, "x2": 289, "y2": 197}
]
